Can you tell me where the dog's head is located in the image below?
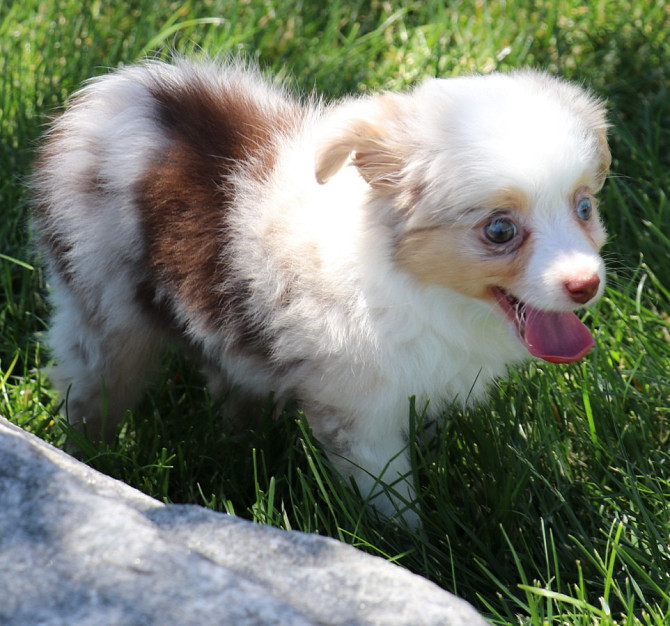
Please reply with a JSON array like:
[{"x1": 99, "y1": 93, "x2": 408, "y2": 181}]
[{"x1": 316, "y1": 70, "x2": 610, "y2": 363}]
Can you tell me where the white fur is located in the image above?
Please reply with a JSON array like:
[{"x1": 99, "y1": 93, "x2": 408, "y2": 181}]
[{"x1": 33, "y1": 60, "x2": 610, "y2": 526}]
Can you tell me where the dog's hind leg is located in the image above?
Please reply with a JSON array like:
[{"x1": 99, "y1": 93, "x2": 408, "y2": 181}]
[{"x1": 46, "y1": 273, "x2": 163, "y2": 442}]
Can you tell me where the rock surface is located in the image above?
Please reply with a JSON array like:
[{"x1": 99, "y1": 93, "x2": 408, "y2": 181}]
[{"x1": 0, "y1": 417, "x2": 488, "y2": 625}]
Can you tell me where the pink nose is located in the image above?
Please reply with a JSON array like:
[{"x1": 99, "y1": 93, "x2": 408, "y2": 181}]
[{"x1": 564, "y1": 275, "x2": 601, "y2": 304}]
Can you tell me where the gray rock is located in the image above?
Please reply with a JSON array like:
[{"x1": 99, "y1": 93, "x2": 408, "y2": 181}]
[{"x1": 0, "y1": 417, "x2": 488, "y2": 625}]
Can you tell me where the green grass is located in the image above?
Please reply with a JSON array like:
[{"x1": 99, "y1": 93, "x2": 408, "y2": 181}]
[{"x1": 2, "y1": 0, "x2": 670, "y2": 622}]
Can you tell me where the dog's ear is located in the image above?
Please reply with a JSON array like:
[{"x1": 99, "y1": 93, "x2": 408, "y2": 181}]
[
  {"x1": 574, "y1": 98, "x2": 611, "y2": 191},
  {"x1": 594, "y1": 128, "x2": 611, "y2": 191},
  {"x1": 315, "y1": 94, "x2": 406, "y2": 194}
]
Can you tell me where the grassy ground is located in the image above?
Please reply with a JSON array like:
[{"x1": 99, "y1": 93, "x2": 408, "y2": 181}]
[{"x1": 2, "y1": 0, "x2": 670, "y2": 623}]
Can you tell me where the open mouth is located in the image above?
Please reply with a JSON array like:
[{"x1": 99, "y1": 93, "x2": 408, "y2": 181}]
[{"x1": 491, "y1": 287, "x2": 595, "y2": 364}]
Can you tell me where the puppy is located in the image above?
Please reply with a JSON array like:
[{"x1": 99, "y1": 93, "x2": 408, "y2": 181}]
[{"x1": 32, "y1": 59, "x2": 610, "y2": 526}]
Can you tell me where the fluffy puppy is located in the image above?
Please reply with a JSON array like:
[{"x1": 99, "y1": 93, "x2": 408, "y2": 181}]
[{"x1": 32, "y1": 60, "x2": 610, "y2": 526}]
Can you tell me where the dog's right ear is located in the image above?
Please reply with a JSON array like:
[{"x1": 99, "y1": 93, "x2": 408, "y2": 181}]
[{"x1": 315, "y1": 94, "x2": 406, "y2": 194}]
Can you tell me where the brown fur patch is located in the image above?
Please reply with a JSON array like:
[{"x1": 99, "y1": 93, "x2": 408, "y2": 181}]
[
  {"x1": 486, "y1": 188, "x2": 532, "y2": 213},
  {"x1": 394, "y1": 185, "x2": 533, "y2": 297},
  {"x1": 395, "y1": 224, "x2": 533, "y2": 301},
  {"x1": 136, "y1": 74, "x2": 304, "y2": 357}
]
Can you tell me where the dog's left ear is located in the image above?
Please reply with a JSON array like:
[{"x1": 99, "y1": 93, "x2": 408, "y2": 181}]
[
  {"x1": 315, "y1": 94, "x2": 406, "y2": 194},
  {"x1": 593, "y1": 127, "x2": 612, "y2": 191}
]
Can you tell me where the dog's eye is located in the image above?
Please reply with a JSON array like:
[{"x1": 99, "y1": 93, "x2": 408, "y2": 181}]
[
  {"x1": 484, "y1": 217, "x2": 518, "y2": 244},
  {"x1": 576, "y1": 196, "x2": 593, "y2": 220}
]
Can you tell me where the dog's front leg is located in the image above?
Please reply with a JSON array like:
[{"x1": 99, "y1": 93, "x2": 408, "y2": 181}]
[{"x1": 314, "y1": 412, "x2": 420, "y2": 528}]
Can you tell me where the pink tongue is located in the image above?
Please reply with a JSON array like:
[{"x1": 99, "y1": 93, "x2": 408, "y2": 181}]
[{"x1": 523, "y1": 306, "x2": 595, "y2": 363}]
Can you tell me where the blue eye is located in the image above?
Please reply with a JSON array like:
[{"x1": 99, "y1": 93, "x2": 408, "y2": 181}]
[
  {"x1": 576, "y1": 196, "x2": 593, "y2": 220},
  {"x1": 484, "y1": 217, "x2": 518, "y2": 244}
]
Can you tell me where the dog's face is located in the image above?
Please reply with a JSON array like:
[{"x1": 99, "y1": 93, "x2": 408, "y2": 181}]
[{"x1": 316, "y1": 71, "x2": 610, "y2": 363}]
